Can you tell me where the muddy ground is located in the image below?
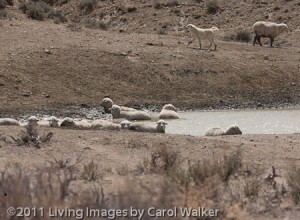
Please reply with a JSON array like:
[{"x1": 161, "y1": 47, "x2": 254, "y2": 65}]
[{"x1": 1, "y1": 0, "x2": 300, "y2": 219}]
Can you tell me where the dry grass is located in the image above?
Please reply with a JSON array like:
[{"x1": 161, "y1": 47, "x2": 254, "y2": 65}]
[{"x1": 287, "y1": 165, "x2": 300, "y2": 204}]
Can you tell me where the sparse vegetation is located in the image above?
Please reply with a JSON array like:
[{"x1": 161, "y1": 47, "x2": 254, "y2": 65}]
[
  {"x1": 83, "y1": 18, "x2": 109, "y2": 30},
  {"x1": 244, "y1": 178, "x2": 261, "y2": 198},
  {"x1": 10, "y1": 124, "x2": 53, "y2": 148},
  {"x1": 80, "y1": 160, "x2": 102, "y2": 181},
  {"x1": 236, "y1": 29, "x2": 252, "y2": 42},
  {"x1": 287, "y1": 166, "x2": 300, "y2": 204},
  {"x1": 79, "y1": 0, "x2": 96, "y2": 14},
  {"x1": 20, "y1": 0, "x2": 53, "y2": 20},
  {"x1": 206, "y1": 0, "x2": 219, "y2": 14}
]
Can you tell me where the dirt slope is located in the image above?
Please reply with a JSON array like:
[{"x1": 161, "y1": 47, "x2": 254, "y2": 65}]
[{"x1": 0, "y1": 0, "x2": 300, "y2": 116}]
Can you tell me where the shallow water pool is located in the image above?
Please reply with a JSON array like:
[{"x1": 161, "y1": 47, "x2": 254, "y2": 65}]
[{"x1": 157, "y1": 108, "x2": 300, "y2": 136}]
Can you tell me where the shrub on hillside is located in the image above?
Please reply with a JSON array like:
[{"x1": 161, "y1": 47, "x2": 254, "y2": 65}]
[
  {"x1": 206, "y1": 0, "x2": 219, "y2": 14},
  {"x1": 79, "y1": 0, "x2": 96, "y2": 14},
  {"x1": 236, "y1": 29, "x2": 252, "y2": 42},
  {"x1": 20, "y1": 1, "x2": 53, "y2": 20}
]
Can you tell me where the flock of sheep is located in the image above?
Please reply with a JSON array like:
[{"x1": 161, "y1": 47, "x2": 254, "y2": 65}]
[
  {"x1": 186, "y1": 21, "x2": 289, "y2": 50},
  {"x1": 1, "y1": 20, "x2": 289, "y2": 137},
  {"x1": 0, "y1": 98, "x2": 242, "y2": 137}
]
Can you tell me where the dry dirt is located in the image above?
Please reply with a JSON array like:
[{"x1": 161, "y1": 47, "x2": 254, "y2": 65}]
[{"x1": 1, "y1": 0, "x2": 300, "y2": 219}]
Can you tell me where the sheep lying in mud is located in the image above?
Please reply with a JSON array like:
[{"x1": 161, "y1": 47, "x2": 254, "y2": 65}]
[
  {"x1": 205, "y1": 125, "x2": 242, "y2": 136},
  {"x1": 28, "y1": 116, "x2": 39, "y2": 126},
  {"x1": 129, "y1": 119, "x2": 168, "y2": 133},
  {"x1": 110, "y1": 105, "x2": 151, "y2": 120},
  {"x1": 90, "y1": 119, "x2": 123, "y2": 131},
  {"x1": 159, "y1": 104, "x2": 179, "y2": 119},
  {"x1": 252, "y1": 21, "x2": 289, "y2": 47},
  {"x1": 60, "y1": 117, "x2": 91, "y2": 129},
  {"x1": 186, "y1": 24, "x2": 219, "y2": 50},
  {"x1": 120, "y1": 120, "x2": 131, "y2": 130},
  {"x1": 100, "y1": 98, "x2": 136, "y2": 113},
  {"x1": 0, "y1": 118, "x2": 20, "y2": 126},
  {"x1": 48, "y1": 116, "x2": 60, "y2": 127}
]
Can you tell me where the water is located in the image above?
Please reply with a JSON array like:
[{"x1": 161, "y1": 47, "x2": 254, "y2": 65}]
[{"x1": 159, "y1": 109, "x2": 300, "y2": 136}]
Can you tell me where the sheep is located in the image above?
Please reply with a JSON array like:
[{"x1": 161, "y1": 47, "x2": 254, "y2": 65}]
[
  {"x1": 252, "y1": 21, "x2": 289, "y2": 47},
  {"x1": 27, "y1": 116, "x2": 39, "y2": 127},
  {"x1": 48, "y1": 116, "x2": 60, "y2": 127},
  {"x1": 120, "y1": 120, "x2": 131, "y2": 130},
  {"x1": 0, "y1": 118, "x2": 20, "y2": 126},
  {"x1": 110, "y1": 105, "x2": 151, "y2": 120},
  {"x1": 90, "y1": 119, "x2": 121, "y2": 130},
  {"x1": 60, "y1": 117, "x2": 77, "y2": 128},
  {"x1": 129, "y1": 119, "x2": 168, "y2": 133},
  {"x1": 100, "y1": 97, "x2": 136, "y2": 113},
  {"x1": 159, "y1": 104, "x2": 179, "y2": 119},
  {"x1": 205, "y1": 125, "x2": 242, "y2": 136},
  {"x1": 60, "y1": 117, "x2": 91, "y2": 129},
  {"x1": 186, "y1": 24, "x2": 219, "y2": 50}
]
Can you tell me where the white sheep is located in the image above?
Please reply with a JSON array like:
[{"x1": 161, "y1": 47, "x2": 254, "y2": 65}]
[
  {"x1": 60, "y1": 117, "x2": 77, "y2": 128},
  {"x1": 205, "y1": 125, "x2": 242, "y2": 136},
  {"x1": 90, "y1": 119, "x2": 121, "y2": 130},
  {"x1": 48, "y1": 116, "x2": 60, "y2": 127},
  {"x1": 120, "y1": 120, "x2": 131, "y2": 130},
  {"x1": 100, "y1": 97, "x2": 136, "y2": 113},
  {"x1": 27, "y1": 116, "x2": 39, "y2": 127},
  {"x1": 60, "y1": 117, "x2": 91, "y2": 129},
  {"x1": 0, "y1": 118, "x2": 20, "y2": 126},
  {"x1": 110, "y1": 105, "x2": 151, "y2": 120},
  {"x1": 129, "y1": 119, "x2": 168, "y2": 133},
  {"x1": 159, "y1": 104, "x2": 179, "y2": 119},
  {"x1": 252, "y1": 21, "x2": 288, "y2": 47},
  {"x1": 186, "y1": 24, "x2": 219, "y2": 50}
]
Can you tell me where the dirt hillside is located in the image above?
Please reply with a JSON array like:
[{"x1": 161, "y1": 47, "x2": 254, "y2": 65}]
[{"x1": 0, "y1": 0, "x2": 299, "y2": 116}]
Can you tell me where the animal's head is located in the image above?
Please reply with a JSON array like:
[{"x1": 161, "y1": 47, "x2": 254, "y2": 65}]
[
  {"x1": 48, "y1": 116, "x2": 59, "y2": 127},
  {"x1": 156, "y1": 119, "x2": 168, "y2": 132},
  {"x1": 28, "y1": 116, "x2": 39, "y2": 122},
  {"x1": 120, "y1": 120, "x2": 131, "y2": 129},
  {"x1": 280, "y1": 24, "x2": 289, "y2": 33},
  {"x1": 110, "y1": 105, "x2": 121, "y2": 117},
  {"x1": 185, "y1": 24, "x2": 195, "y2": 30},
  {"x1": 162, "y1": 104, "x2": 177, "y2": 112},
  {"x1": 100, "y1": 98, "x2": 113, "y2": 112},
  {"x1": 225, "y1": 125, "x2": 242, "y2": 135}
]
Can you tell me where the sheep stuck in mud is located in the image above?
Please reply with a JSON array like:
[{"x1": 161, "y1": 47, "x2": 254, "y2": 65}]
[
  {"x1": 205, "y1": 125, "x2": 242, "y2": 136},
  {"x1": 186, "y1": 24, "x2": 219, "y2": 50},
  {"x1": 100, "y1": 98, "x2": 136, "y2": 113},
  {"x1": 159, "y1": 104, "x2": 179, "y2": 119},
  {"x1": 252, "y1": 21, "x2": 288, "y2": 47},
  {"x1": 110, "y1": 105, "x2": 151, "y2": 120},
  {"x1": 0, "y1": 118, "x2": 20, "y2": 126},
  {"x1": 129, "y1": 120, "x2": 168, "y2": 133}
]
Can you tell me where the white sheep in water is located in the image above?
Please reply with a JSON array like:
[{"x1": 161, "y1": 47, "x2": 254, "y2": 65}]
[
  {"x1": 100, "y1": 98, "x2": 136, "y2": 113},
  {"x1": 90, "y1": 119, "x2": 123, "y2": 131},
  {"x1": 110, "y1": 105, "x2": 151, "y2": 120},
  {"x1": 252, "y1": 21, "x2": 288, "y2": 47},
  {"x1": 129, "y1": 119, "x2": 168, "y2": 133},
  {"x1": 205, "y1": 125, "x2": 242, "y2": 136},
  {"x1": 60, "y1": 117, "x2": 91, "y2": 129},
  {"x1": 186, "y1": 24, "x2": 219, "y2": 50},
  {"x1": 0, "y1": 118, "x2": 20, "y2": 126},
  {"x1": 159, "y1": 104, "x2": 179, "y2": 119}
]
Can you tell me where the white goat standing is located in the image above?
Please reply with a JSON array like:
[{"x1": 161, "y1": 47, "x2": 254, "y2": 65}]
[{"x1": 186, "y1": 24, "x2": 219, "y2": 50}]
